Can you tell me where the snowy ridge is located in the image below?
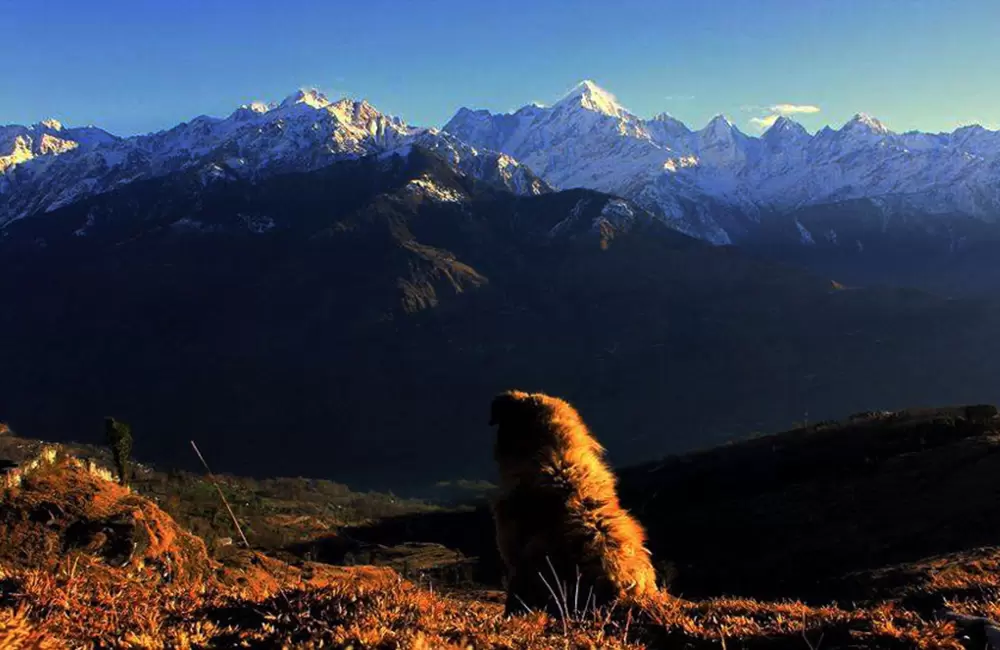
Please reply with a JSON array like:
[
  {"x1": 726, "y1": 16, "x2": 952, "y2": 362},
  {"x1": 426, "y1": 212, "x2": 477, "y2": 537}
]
[
  {"x1": 444, "y1": 81, "x2": 1000, "y2": 243},
  {"x1": 0, "y1": 120, "x2": 116, "y2": 174},
  {"x1": 0, "y1": 90, "x2": 547, "y2": 227},
  {"x1": 6, "y1": 80, "x2": 1000, "y2": 244}
]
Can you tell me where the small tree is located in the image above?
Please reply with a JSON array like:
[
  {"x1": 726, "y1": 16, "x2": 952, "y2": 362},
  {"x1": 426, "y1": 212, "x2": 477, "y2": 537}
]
[{"x1": 104, "y1": 417, "x2": 133, "y2": 486}]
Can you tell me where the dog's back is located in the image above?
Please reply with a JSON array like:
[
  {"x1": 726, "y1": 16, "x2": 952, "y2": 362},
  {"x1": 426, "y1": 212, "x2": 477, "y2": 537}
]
[{"x1": 489, "y1": 391, "x2": 657, "y2": 614}]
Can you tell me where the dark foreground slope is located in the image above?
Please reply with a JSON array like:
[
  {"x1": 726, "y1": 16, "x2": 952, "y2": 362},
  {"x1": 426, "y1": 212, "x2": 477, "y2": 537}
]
[
  {"x1": 4, "y1": 415, "x2": 1000, "y2": 649},
  {"x1": 619, "y1": 404, "x2": 1000, "y2": 601},
  {"x1": 3, "y1": 148, "x2": 1000, "y2": 487},
  {"x1": 301, "y1": 404, "x2": 1000, "y2": 615}
]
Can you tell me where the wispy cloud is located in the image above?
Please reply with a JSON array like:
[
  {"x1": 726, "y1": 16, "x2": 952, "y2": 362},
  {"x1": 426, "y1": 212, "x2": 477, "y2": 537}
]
[
  {"x1": 749, "y1": 114, "x2": 781, "y2": 131},
  {"x1": 747, "y1": 103, "x2": 821, "y2": 133},
  {"x1": 771, "y1": 103, "x2": 820, "y2": 116},
  {"x1": 664, "y1": 94, "x2": 695, "y2": 101}
]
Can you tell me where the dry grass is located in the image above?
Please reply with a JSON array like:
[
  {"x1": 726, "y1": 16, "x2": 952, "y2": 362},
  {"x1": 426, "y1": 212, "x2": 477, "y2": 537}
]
[
  {"x1": 1, "y1": 558, "x2": 983, "y2": 649},
  {"x1": 0, "y1": 450, "x2": 997, "y2": 648}
]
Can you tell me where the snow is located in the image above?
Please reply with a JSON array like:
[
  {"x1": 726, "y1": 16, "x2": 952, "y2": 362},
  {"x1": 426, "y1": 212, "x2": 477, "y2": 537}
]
[
  {"x1": 73, "y1": 210, "x2": 96, "y2": 237},
  {"x1": 845, "y1": 113, "x2": 892, "y2": 136},
  {"x1": 444, "y1": 82, "x2": 1000, "y2": 244},
  {"x1": 595, "y1": 198, "x2": 637, "y2": 231},
  {"x1": 795, "y1": 220, "x2": 815, "y2": 245},
  {"x1": 170, "y1": 217, "x2": 222, "y2": 233},
  {"x1": 0, "y1": 136, "x2": 34, "y2": 173},
  {"x1": 548, "y1": 198, "x2": 590, "y2": 238},
  {"x1": 5, "y1": 80, "x2": 1000, "y2": 245},
  {"x1": 406, "y1": 176, "x2": 465, "y2": 203},
  {"x1": 280, "y1": 89, "x2": 331, "y2": 110},
  {"x1": 662, "y1": 155, "x2": 698, "y2": 172},
  {"x1": 238, "y1": 213, "x2": 276, "y2": 233},
  {"x1": 0, "y1": 90, "x2": 544, "y2": 227},
  {"x1": 555, "y1": 80, "x2": 628, "y2": 118},
  {"x1": 37, "y1": 133, "x2": 78, "y2": 155}
]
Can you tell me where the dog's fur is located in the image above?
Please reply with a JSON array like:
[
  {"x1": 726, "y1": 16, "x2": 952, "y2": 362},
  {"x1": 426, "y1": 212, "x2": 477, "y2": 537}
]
[{"x1": 489, "y1": 390, "x2": 657, "y2": 615}]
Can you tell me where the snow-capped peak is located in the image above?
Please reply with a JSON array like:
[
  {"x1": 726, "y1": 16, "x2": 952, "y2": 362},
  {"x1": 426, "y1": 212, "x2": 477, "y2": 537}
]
[
  {"x1": 644, "y1": 111, "x2": 691, "y2": 144},
  {"x1": 764, "y1": 116, "x2": 808, "y2": 139},
  {"x1": 230, "y1": 102, "x2": 274, "y2": 121},
  {"x1": 700, "y1": 114, "x2": 740, "y2": 140},
  {"x1": 768, "y1": 115, "x2": 801, "y2": 131},
  {"x1": 245, "y1": 102, "x2": 271, "y2": 114},
  {"x1": 705, "y1": 114, "x2": 734, "y2": 129},
  {"x1": 280, "y1": 88, "x2": 331, "y2": 110},
  {"x1": 38, "y1": 118, "x2": 63, "y2": 131},
  {"x1": 555, "y1": 80, "x2": 627, "y2": 117},
  {"x1": 649, "y1": 112, "x2": 689, "y2": 131},
  {"x1": 329, "y1": 98, "x2": 382, "y2": 123},
  {"x1": 651, "y1": 111, "x2": 680, "y2": 123},
  {"x1": 844, "y1": 113, "x2": 892, "y2": 135}
]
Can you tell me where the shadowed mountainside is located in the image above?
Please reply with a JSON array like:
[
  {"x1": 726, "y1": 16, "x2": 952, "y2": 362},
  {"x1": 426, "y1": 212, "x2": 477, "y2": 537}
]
[
  {"x1": 743, "y1": 198, "x2": 1000, "y2": 297},
  {"x1": 4, "y1": 148, "x2": 1000, "y2": 489}
]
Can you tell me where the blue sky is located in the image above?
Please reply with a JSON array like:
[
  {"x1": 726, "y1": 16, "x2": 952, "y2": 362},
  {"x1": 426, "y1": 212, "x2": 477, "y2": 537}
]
[{"x1": 2, "y1": 0, "x2": 997, "y2": 136}]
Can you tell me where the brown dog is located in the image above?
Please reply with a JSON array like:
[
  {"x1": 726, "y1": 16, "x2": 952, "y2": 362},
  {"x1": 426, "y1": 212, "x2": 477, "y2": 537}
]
[{"x1": 489, "y1": 390, "x2": 657, "y2": 615}]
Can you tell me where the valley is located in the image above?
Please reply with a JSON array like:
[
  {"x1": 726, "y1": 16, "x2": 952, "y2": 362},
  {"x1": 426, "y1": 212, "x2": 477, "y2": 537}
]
[{"x1": 3, "y1": 148, "x2": 1000, "y2": 489}]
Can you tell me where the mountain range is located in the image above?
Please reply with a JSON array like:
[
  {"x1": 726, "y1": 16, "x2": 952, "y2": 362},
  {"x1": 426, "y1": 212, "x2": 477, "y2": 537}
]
[
  {"x1": 5, "y1": 81, "x2": 1000, "y2": 249},
  {"x1": 445, "y1": 81, "x2": 1000, "y2": 246},
  {"x1": 0, "y1": 89, "x2": 547, "y2": 228},
  {"x1": 6, "y1": 81, "x2": 1000, "y2": 295},
  {"x1": 4, "y1": 83, "x2": 1000, "y2": 488}
]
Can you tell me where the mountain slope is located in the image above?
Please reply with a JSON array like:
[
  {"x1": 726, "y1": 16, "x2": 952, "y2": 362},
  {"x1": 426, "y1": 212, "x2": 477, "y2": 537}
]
[
  {"x1": 743, "y1": 197, "x2": 1000, "y2": 296},
  {"x1": 3, "y1": 148, "x2": 1000, "y2": 488}
]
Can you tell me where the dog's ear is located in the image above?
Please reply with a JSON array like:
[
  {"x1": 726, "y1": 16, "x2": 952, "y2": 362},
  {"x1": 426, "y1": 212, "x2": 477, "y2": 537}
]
[{"x1": 490, "y1": 391, "x2": 523, "y2": 426}]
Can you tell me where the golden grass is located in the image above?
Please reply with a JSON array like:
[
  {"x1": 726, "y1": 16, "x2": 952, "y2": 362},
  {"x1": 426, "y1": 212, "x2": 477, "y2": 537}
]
[
  {"x1": 2, "y1": 558, "x2": 983, "y2": 649},
  {"x1": 0, "y1": 608, "x2": 61, "y2": 650},
  {"x1": 0, "y1": 450, "x2": 996, "y2": 648}
]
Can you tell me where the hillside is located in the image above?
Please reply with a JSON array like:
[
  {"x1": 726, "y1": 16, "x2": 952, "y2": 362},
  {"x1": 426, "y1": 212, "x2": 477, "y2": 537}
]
[
  {"x1": 296, "y1": 404, "x2": 1000, "y2": 607},
  {"x1": 4, "y1": 148, "x2": 1000, "y2": 488},
  {"x1": 3, "y1": 406, "x2": 1000, "y2": 648},
  {"x1": 619, "y1": 404, "x2": 1000, "y2": 602}
]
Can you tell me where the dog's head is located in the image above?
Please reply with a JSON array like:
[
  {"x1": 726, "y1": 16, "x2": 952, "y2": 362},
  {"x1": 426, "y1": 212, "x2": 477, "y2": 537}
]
[
  {"x1": 490, "y1": 390, "x2": 544, "y2": 426},
  {"x1": 490, "y1": 390, "x2": 564, "y2": 461}
]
